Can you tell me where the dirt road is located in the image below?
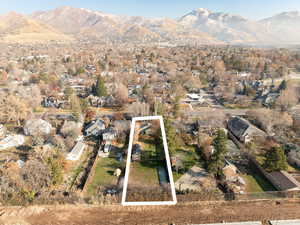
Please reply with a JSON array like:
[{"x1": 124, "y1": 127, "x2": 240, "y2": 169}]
[{"x1": 1, "y1": 199, "x2": 300, "y2": 225}]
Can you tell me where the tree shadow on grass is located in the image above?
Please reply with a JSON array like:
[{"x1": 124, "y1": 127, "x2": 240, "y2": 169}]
[{"x1": 16, "y1": 145, "x2": 33, "y2": 151}]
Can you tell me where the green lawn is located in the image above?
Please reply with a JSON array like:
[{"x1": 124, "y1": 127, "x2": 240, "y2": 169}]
[
  {"x1": 128, "y1": 161, "x2": 160, "y2": 187},
  {"x1": 242, "y1": 172, "x2": 276, "y2": 193},
  {"x1": 172, "y1": 146, "x2": 199, "y2": 182},
  {"x1": 86, "y1": 157, "x2": 121, "y2": 196}
]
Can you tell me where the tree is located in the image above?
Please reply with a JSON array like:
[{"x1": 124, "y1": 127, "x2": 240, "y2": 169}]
[
  {"x1": 264, "y1": 146, "x2": 288, "y2": 172},
  {"x1": 164, "y1": 118, "x2": 179, "y2": 156},
  {"x1": 64, "y1": 86, "x2": 74, "y2": 100},
  {"x1": 114, "y1": 83, "x2": 128, "y2": 106},
  {"x1": 276, "y1": 87, "x2": 298, "y2": 111},
  {"x1": 278, "y1": 80, "x2": 287, "y2": 92},
  {"x1": 47, "y1": 155, "x2": 64, "y2": 186},
  {"x1": 95, "y1": 76, "x2": 107, "y2": 97},
  {"x1": 70, "y1": 95, "x2": 82, "y2": 122},
  {"x1": 0, "y1": 94, "x2": 31, "y2": 126},
  {"x1": 127, "y1": 102, "x2": 150, "y2": 117},
  {"x1": 207, "y1": 129, "x2": 227, "y2": 176}
]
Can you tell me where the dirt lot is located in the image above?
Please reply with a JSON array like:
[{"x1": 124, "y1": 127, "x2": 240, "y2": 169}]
[{"x1": 1, "y1": 199, "x2": 300, "y2": 225}]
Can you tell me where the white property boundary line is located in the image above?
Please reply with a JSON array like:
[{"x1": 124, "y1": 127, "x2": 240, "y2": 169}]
[{"x1": 121, "y1": 116, "x2": 177, "y2": 206}]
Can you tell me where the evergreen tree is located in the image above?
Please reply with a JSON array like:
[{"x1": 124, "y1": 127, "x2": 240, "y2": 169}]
[
  {"x1": 70, "y1": 95, "x2": 82, "y2": 122},
  {"x1": 172, "y1": 95, "x2": 181, "y2": 118},
  {"x1": 95, "y1": 76, "x2": 107, "y2": 97},
  {"x1": 207, "y1": 129, "x2": 228, "y2": 176},
  {"x1": 264, "y1": 146, "x2": 288, "y2": 172},
  {"x1": 64, "y1": 86, "x2": 74, "y2": 100},
  {"x1": 278, "y1": 80, "x2": 287, "y2": 92},
  {"x1": 164, "y1": 118, "x2": 178, "y2": 156}
]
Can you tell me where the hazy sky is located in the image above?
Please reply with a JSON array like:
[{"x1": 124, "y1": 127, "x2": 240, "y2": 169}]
[{"x1": 1, "y1": 0, "x2": 300, "y2": 20}]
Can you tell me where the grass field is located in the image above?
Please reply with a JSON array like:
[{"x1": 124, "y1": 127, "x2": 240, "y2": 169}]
[
  {"x1": 128, "y1": 135, "x2": 164, "y2": 188},
  {"x1": 86, "y1": 157, "x2": 121, "y2": 196},
  {"x1": 242, "y1": 172, "x2": 276, "y2": 193},
  {"x1": 172, "y1": 146, "x2": 199, "y2": 182},
  {"x1": 128, "y1": 161, "x2": 160, "y2": 187}
]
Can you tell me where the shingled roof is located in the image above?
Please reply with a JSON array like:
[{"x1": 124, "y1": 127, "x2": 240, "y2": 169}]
[
  {"x1": 227, "y1": 116, "x2": 266, "y2": 142},
  {"x1": 228, "y1": 116, "x2": 249, "y2": 140},
  {"x1": 268, "y1": 171, "x2": 300, "y2": 191}
]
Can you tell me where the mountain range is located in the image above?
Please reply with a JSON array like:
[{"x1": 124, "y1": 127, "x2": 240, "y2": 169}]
[{"x1": 0, "y1": 6, "x2": 300, "y2": 45}]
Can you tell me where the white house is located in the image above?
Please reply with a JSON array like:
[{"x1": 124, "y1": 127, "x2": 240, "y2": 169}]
[
  {"x1": 66, "y1": 142, "x2": 86, "y2": 161},
  {"x1": 0, "y1": 135, "x2": 25, "y2": 151},
  {"x1": 183, "y1": 93, "x2": 204, "y2": 104}
]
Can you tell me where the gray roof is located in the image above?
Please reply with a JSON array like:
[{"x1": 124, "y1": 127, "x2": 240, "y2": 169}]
[
  {"x1": 268, "y1": 171, "x2": 300, "y2": 191},
  {"x1": 228, "y1": 116, "x2": 266, "y2": 140},
  {"x1": 228, "y1": 117, "x2": 250, "y2": 139},
  {"x1": 66, "y1": 142, "x2": 86, "y2": 161}
]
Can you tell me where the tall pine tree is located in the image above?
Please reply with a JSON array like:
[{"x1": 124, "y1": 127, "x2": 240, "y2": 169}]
[
  {"x1": 264, "y1": 146, "x2": 288, "y2": 172},
  {"x1": 95, "y1": 76, "x2": 107, "y2": 97},
  {"x1": 207, "y1": 129, "x2": 228, "y2": 176}
]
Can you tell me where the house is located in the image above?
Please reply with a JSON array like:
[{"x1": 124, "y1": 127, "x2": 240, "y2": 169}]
[
  {"x1": 85, "y1": 119, "x2": 106, "y2": 136},
  {"x1": 227, "y1": 116, "x2": 266, "y2": 143},
  {"x1": 183, "y1": 93, "x2": 204, "y2": 104},
  {"x1": 24, "y1": 119, "x2": 52, "y2": 136},
  {"x1": 175, "y1": 166, "x2": 219, "y2": 192},
  {"x1": 102, "y1": 128, "x2": 117, "y2": 141},
  {"x1": 42, "y1": 96, "x2": 65, "y2": 108},
  {"x1": 222, "y1": 161, "x2": 246, "y2": 193},
  {"x1": 88, "y1": 95, "x2": 118, "y2": 107},
  {"x1": 266, "y1": 170, "x2": 300, "y2": 191},
  {"x1": 66, "y1": 142, "x2": 86, "y2": 161},
  {"x1": 223, "y1": 163, "x2": 239, "y2": 181},
  {"x1": 237, "y1": 71, "x2": 251, "y2": 78},
  {"x1": 88, "y1": 95, "x2": 105, "y2": 107},
  {"x1": 263, "y1": 93, "x2": 280, "y2": 106},
  {"x1": 104, "y1": 95, "x2": 118, "y2": 107},
  {"x1": 0, "y1": 135, "x2": 25, "y2": 151},
  {"x1": 132, "y1": 144, "x2": 141, "y2": 161},
  {"x1": 0, "y1": 124, "x2": 6, "y2": 138}
]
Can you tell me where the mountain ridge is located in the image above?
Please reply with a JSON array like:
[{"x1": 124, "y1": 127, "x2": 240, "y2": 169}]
[{"x1": 0, "y1": 6, "x2": 299, "y2": 45}]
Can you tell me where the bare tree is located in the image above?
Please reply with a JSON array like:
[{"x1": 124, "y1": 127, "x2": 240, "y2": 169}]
[
  {"x1": 276, "y1": 87, "x2": 298, "y2": 111},
  {"x1": 127, "y1": 102, "x2": 150, "y2": 117},
  {"x1": 0, "y1": 94, "x2": 32, "y2": 126}
]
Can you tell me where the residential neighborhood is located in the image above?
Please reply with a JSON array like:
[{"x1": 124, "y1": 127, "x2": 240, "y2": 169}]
[
  {"x1": 1, "y1": 2, "x2": 300, "y2": 225},
  {"x1": 1, "y1": 40, "x2": 300, "y2": 207}
]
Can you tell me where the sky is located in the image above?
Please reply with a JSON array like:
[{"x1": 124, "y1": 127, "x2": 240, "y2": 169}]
[{"x1": 1, "y1": 0, "x2": 300, "y2": 20}]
